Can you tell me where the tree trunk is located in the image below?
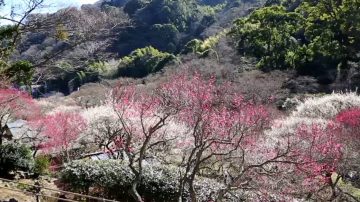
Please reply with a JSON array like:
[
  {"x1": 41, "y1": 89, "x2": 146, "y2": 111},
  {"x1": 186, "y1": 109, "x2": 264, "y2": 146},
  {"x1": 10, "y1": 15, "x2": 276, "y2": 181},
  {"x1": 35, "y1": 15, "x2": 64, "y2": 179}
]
[
  {"x1": 63, "y1": 148, "x2": 71, "y2": 163},
  {"x1": 177, "y1": 177, "x2": 186, "y2": 202},
  {"x1": 189, "y1": 182, "x2": 197, "y2": 202},
  {"x1": 130, "y1": 179, "x2": 143, "y2": 202},
  {"x1": 32, "y1": 149, "x2": 38, "y2": 158}
]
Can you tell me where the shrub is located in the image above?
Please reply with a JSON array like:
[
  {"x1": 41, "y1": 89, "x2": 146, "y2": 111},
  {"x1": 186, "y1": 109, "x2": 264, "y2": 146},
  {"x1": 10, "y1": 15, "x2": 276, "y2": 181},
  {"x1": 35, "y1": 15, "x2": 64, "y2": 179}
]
[
  {"x1": 61, "y1": 160, "x2": 176, "y2": 200},
  {"x1": 33, "y1": 155, "x2": 51, "y2": 175},
  {"x1": 182, "y1": 31, "x2": 225, "y2": 60},
  {"x1": 0, "y1": 143, "x2": 34, "y2": 177},
  {"x1": 61, "y1": 160, "x2": 240, "y2": 201}
]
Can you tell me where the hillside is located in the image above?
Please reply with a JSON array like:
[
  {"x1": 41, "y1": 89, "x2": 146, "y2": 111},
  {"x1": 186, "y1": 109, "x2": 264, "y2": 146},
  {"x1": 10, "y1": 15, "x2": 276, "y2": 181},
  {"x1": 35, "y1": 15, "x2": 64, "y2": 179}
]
[{"x1": 8, "y1": 0, "x2": 266, "y2": 94}]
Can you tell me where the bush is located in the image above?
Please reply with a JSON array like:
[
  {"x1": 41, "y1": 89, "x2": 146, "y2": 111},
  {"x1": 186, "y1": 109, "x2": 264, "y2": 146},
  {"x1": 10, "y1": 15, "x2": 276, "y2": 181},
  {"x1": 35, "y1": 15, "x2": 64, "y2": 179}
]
[
  {"x1": 33, "y1": 155, "x2": 51, "y2": 176},
  {"x1": 61, "y1": 160, "x2": 241, "y2": 201},
  {"x1": 61, "y1": 160, "x2": 177, "y2": 200},
  {"x1": 0, "y1": 143, "x2": 34, "y2": 177},
  {"x1": 182, "y1": 32, "x2": 224, "y2": 59},
  {"x1": 118, "y1": 46, "x2": 177, "y2": 78}
]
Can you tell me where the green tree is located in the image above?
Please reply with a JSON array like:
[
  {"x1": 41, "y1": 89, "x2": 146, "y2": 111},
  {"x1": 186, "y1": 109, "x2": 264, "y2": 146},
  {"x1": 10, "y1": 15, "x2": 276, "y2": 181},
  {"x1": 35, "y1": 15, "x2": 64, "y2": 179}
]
[
  {"x1": 118, "y1": 46, "x2": 176, "y2": 78},
  {"x1": 133, "y1": 0, "x2": 198, "y2": 32},
  {"x1": 0, "y1": 25, "x2": 18, "y2": 72},
  {"x1": 298, "y1": 0, "x2": 360, "y2": 70},
  {"x1": 230, "y1": 6, "x2": 303, "y2": 69},
  {"x1": 5, "y1": 61, "x2": 35, "y2": 89},
  {"x1": 124, "y1": 0, "x2": 148, "y2": 16},
  {"x1": 230, "y1": 0, "x2": 360, "y2": 75},
  {"x1": 0, "y1": 0, "x2": 45, "y2": 85},
  {"x1": 148, "y1": 24, "x2": 180, "y2": 52}
]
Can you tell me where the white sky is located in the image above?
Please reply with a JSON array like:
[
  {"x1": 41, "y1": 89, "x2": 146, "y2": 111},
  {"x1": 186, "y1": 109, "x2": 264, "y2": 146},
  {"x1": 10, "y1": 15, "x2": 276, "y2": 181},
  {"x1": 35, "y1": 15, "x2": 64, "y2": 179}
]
[{"x1": 1, "y1": 0, "x2": 99, "y2": 24}]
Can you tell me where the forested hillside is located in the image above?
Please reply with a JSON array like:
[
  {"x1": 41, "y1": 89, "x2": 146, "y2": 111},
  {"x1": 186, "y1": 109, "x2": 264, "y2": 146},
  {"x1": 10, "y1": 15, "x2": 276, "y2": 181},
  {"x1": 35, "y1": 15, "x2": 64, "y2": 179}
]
[{"x1": 1, "y1": 0, "x2": 360, "y2": 201}]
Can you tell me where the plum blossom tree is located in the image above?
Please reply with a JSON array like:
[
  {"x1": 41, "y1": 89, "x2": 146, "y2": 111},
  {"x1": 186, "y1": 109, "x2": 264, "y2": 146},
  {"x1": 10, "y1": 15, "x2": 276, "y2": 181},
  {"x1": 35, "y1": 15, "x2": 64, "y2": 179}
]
[
  {"x1": 267, "y1": 93, "x2": 360, "y2": 200},
  {"x1": 105, "y1": 79, "x2": 360, "y2": 201},
  {"x1": 279, "y1": 110, "x2": 360, "y2": 201},
  {"x1": 109, "y1": 73, "x2": 307, "y2": 201},
  {"x1": 0, "y1": 88, "x2": 39, "y2": 145},
  {"x1": 159, "y1": 73, "x2": 280, "y2": 202},
  {"x1": 334, "y1": 108, "x2": 360, "y2": 193},
  {"x1": 336, "y1": 107, "x2": 360, "y2": 139},
  {"x1": 109, "y1": 82, "x2": 179, "y2": 202},
  {"x1": 38, "y1": 112, "x2": 86, "y2": 162},
  {"x1": 281, "y1": 123, "x2": 344, "y2": 200},
  {"x1": 81, "y1": 105, "x2": 123, "y2": 158}
]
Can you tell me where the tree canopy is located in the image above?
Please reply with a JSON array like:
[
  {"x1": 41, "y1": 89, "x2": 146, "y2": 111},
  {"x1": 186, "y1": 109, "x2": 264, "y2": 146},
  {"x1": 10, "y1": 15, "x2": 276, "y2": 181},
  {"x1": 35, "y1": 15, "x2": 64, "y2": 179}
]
[{"x1": 230, "y1": 0, "x2": 360, "y2": 77}]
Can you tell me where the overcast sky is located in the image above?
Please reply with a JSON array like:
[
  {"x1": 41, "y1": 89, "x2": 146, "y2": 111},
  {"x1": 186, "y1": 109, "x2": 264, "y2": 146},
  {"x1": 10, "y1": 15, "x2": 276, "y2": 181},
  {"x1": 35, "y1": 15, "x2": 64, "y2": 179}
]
[{"x1": 1, "y1": 0, "x2": 99, "y2": 22}]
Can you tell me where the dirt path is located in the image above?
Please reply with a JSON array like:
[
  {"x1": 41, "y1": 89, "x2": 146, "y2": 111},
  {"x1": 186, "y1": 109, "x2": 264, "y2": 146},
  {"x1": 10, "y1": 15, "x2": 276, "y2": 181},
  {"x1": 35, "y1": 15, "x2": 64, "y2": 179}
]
[{"x1": 0, "y1": 187, "x2": 35, "y2": 202}]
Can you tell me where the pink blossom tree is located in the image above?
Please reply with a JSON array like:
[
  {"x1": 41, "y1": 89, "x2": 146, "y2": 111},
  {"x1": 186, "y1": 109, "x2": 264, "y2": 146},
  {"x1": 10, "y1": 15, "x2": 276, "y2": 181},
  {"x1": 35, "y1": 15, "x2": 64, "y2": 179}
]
[
  {"x1": 109, "y1": 82, "x2": 179, "y2": 202},
  {"x1": 336, "y1": 107, "x2": 360, "y2": 141},
  {"x1": 108, "y1": 73, "x2": 360, "y2": 201},
  {"x1": 0, "y1": 88, "x2": 39, "y2": 145},
  {"x1": 277, "y1": 123, "x2": 343, "y2": 200},
  {"x1": 38, "y1": 112, "x2": 86, "y2": 162},
  {"x1": 158, "y1": 73, "x2": 283, "y2": 201},
  {"x1": 269, "y1": 108, "x2": 360, "y2": 200}
]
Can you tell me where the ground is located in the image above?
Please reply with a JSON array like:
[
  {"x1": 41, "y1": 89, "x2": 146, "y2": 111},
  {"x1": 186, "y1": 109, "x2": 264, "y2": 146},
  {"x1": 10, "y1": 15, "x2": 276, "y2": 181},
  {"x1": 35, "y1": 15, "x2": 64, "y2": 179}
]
[{"x1": 0, "y1": 178, "x2": 61, "y2": 202}]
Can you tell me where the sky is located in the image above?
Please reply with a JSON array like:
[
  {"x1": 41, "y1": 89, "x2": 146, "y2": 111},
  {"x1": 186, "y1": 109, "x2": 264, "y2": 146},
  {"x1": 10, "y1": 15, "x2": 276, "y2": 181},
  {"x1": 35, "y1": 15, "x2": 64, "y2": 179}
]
[{"x1": 1, "y1": 0, "x2": 99, "y2": 24}]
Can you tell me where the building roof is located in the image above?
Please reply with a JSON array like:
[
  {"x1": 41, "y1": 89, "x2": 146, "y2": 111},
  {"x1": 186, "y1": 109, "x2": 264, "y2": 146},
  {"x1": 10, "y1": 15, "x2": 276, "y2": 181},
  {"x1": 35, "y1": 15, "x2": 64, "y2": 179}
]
[{"x1": 5, "y1": 120, "x2": 37, "y2": 142}]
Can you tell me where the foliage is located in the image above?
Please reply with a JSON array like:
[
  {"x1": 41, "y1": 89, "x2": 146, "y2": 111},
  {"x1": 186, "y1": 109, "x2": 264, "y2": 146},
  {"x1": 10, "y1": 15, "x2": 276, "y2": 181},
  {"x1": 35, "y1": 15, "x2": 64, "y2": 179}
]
[
  {"x1": 118, "y1": 46, "x2": 176, "y2": 78},
  {"x1": 0, "y1": 143, "x2": 34, "y2": 177},
  {"x1": 199, "y1": 0, "x2": 227, "y2": 6},
  {"x1": 116, "y1": 0, "x2": 219, "y2": 59},
  {"x1": 4, "y1": 60, "x2": 35, "y2": 88},
  {"x1": 130, "y1": 0, "x2": 198, "y2": 32},
  {"x1": 0, "y1": 25, "x2": 18, "y2": 64},
  {"x1": 230, "y1": 0, "x2": 360, "y2": 75},
  {"x1": 124, "y1": 0, "x2": 217, "y2": 34},
  {"x1": 61, "y1": 160, "x2": 177, "y2": 200},
  {"x1": 55, "y1": 24, "x2": 69, "y2": 41},
  {"x1": 61, "y1": 159, "x2": 240, "y2": 201},
  {"x1": 0, "y1": 0, "x2": 47, "y2": 86},
  {"x1": 33, "y1": 155, "x2": 51, "y2": 175},
  {"x1": 182, "y1": 31, "x2": 226, "y2": 59},
  {"x1": 123, "y1": 0, "x2": 147, "y2": 16},
  {"x1": 148, "y1": 24, "x2": 180, "y2": 52},
  {"x1": 230, "y1": 6, "x2": 303, "y2": 69}
]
